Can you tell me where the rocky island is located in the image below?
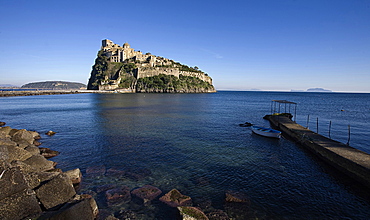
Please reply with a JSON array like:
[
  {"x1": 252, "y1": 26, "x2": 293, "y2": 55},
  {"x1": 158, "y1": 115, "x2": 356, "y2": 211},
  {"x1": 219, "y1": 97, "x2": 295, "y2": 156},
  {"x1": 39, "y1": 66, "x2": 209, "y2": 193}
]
[
  {"x1": 87, "y1": 39, "x2": 216, "y2": 93},
  {"x1": 22, "y1": 81, "x2": 86, "y2": 90}
]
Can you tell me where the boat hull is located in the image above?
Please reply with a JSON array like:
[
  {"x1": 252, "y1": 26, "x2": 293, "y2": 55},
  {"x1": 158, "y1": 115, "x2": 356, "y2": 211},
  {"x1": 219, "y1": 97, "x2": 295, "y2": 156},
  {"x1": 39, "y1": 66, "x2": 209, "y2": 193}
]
[{"x1": 252, "y1": 126, "x2": 281, "y2": 138}]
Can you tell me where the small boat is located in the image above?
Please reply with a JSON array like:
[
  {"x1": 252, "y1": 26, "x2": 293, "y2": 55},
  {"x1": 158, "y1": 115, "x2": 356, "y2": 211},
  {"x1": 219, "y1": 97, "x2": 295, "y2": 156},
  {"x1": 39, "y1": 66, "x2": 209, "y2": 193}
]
[{"x1": 251, "y1": 126, "x2": 281, "y2": 138}]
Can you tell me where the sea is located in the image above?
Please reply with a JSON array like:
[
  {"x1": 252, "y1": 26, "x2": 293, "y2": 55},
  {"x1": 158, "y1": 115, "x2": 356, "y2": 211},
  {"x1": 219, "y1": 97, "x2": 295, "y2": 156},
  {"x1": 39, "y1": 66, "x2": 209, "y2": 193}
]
[{"x1": 1, "y1": 91, "x2": 370, "y2": 219}]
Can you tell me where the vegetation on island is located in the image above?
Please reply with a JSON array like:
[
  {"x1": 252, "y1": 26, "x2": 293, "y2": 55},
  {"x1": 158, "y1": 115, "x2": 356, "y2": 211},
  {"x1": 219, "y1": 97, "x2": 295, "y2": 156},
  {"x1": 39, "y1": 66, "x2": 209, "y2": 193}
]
[{"x1": 136, "y1": 74, "x2": 214, "y2": 93}]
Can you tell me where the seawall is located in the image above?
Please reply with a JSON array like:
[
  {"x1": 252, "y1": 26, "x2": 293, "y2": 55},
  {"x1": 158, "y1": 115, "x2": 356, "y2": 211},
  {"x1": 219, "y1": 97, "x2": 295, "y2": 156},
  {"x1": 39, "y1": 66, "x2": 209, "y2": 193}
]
[{"x1": 265, "y1": 114, "x2": 370, "y2": 188}]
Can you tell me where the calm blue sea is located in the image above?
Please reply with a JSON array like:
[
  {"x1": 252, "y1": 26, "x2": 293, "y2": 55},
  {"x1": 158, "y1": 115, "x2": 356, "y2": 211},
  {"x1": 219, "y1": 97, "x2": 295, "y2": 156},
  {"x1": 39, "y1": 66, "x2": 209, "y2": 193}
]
[{"x1": 1, "y1": 91, "x2": 370, "y2": 219}]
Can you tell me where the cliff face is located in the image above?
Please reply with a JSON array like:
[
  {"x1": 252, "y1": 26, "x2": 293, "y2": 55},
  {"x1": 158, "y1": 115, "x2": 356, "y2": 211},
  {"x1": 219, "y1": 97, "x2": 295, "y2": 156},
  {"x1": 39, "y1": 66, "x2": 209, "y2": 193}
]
[{"x1": 87, "y1": 40, "x2": 216, "y2": 93}]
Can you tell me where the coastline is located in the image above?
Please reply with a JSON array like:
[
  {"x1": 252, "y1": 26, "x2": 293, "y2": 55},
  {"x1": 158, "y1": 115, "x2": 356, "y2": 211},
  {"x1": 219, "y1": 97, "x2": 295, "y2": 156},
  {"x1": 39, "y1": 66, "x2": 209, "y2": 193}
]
[
  {"x1": 0, "y1": 89, "x2": 217, "y2": 97},
  {"x1": 0, "y1": 122, "x2": 98, "y2": 219},
  {"x1": 0, "y1": 90, "x2": 97, "y2": 97}
]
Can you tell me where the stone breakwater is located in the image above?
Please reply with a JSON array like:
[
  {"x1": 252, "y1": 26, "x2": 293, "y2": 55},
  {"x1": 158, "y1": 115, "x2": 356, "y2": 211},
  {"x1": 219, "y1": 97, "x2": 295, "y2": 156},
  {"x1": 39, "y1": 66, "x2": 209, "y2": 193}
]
[
  {"x1": 265, "y1": 114, "x2": 370, "y2": 188},
  {"x1": 0, "y1": 90, "x2": 90, "y2": 97},
  {"x1": 0, "y1": 122, "x2": 98, "y2": 220}
]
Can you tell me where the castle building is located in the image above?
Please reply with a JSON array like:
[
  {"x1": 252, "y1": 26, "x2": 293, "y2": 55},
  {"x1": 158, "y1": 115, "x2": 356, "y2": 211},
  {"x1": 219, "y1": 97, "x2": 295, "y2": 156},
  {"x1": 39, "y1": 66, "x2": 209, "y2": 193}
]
[{"x1": 101, "y1": 39, "x2": 163, "y2": 66}]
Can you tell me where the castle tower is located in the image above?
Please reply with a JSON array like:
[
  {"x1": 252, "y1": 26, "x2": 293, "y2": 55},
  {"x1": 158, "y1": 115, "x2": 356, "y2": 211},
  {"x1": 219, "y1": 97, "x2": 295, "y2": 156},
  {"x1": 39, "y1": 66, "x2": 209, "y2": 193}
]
[
  {"x1": 123, "y1": 42, "x2": 130, "y2": 49},
  {"x1": 102, "y1": 39, "x2": 114, "y2": 48}
]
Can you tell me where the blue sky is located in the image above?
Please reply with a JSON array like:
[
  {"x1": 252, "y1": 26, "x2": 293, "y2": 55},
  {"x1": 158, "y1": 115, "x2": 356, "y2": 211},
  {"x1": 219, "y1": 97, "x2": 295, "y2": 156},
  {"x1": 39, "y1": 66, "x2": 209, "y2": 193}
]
[{"x1": 1, "y1": 0, "x2": 369, "y2": 92}]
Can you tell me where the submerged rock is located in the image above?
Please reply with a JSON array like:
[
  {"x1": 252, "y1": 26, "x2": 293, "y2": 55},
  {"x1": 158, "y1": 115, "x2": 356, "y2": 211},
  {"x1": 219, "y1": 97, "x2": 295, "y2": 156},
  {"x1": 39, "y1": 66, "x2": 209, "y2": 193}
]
[
  {"x1": 178, "y1": 206, "x2": 208, "y2": 220},
  {"x1": 131, "y1": 185, "x2": 162, "y2": 204},
  {"x1": 86, "y1": 165, "x2": 106, "y2": 176},
  {"x1": 159, "y1": 189, "x2": 192, "y2": 207},
  {"x1": 225, "y1": 190, "x2": 250, "y2": 204},
  {"x1": 105, "y1": 186, "x2": 131, "y2": 204}
]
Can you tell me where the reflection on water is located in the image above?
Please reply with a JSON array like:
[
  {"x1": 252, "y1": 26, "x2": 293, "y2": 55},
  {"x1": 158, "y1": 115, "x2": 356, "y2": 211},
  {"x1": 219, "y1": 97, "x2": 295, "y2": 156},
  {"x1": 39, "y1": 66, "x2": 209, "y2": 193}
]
[{"x1": 1, "y1": 92, "x2": 370, "y2": 219}]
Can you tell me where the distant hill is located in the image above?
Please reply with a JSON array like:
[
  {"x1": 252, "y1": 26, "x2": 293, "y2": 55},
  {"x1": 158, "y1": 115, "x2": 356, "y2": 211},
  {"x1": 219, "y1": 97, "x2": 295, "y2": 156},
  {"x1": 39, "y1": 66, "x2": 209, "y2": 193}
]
[
  {"x1": 0, "y1": 84, "x2": 18, "y2": 87},
  {"x1": 306, "y1": 88, "x2": 332, "y2": 92},
  {"x1": 21, "y1": 81, "x2": 86, "y2": 90}
]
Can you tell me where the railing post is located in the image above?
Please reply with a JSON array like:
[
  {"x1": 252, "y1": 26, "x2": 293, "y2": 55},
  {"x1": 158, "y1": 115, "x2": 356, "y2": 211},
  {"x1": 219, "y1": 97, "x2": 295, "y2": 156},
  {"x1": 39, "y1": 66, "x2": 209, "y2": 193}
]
[
  {"x1": 316, "y1": 117, "x2": 319, "y2": 133},
  {"x1": 347, "y1": 125, "x2": 351, "y2": 145},
  {"x1": 328, "y1": 121, "x2": 332, "y2": 138}
]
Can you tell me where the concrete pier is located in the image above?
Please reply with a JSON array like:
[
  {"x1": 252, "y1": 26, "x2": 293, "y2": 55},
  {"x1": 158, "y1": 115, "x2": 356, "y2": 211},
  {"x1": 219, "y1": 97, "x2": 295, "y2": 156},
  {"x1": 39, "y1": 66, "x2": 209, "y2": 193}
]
[{"x1": 265, "y1": 114, "x2": 370, "y2": 188}]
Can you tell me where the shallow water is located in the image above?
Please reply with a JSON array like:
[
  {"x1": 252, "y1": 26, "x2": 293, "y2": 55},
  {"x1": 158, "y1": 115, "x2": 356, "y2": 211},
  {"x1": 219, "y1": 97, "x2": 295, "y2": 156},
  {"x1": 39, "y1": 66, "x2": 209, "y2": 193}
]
[{"x1": 1, "y1": 91, "x2": 370, "y2": 219}]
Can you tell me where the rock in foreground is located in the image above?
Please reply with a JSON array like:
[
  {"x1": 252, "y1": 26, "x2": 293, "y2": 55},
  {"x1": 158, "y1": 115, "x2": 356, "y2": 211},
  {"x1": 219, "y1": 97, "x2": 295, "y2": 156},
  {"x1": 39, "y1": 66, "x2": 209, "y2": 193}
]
[{"x1": 0, "y1": 124, "x2": 98, "y2": 219}]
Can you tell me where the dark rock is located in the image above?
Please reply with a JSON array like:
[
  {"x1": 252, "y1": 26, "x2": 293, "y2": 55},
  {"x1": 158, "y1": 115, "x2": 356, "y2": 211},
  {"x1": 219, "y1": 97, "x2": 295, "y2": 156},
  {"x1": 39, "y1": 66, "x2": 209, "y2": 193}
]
[
  {"x1": 9, "y1": 128, "x2": 19, "y2": 137},
  {"x1": 105, "y1": 186, "x2": 131, "y2": 204},
  {"x1": 22, "y1": 154, "x2": 56, "y2": 172},
  {"x1": 24, "y1": 171, "x2": 60, "y2": 189},
  {"x1": 28, "y1": 130, "x2": 40, "y2": 139},
  {"x1": 0, "y1": 137, "x2": 16, "y2": 147},
  {"x1": 224, "y1": 191, "x2": 252, "y2": 219},
  {"x1": 96, "y1": 209, "x2": 118, "y2": 220},
  {"x1": 115, "y1": 210, "x2": 137, "y2": 220},
  {"x1": 46, "y1": 130, "x2": 57, "y2": 136},
  {"x1": 239, "y1": 122, "x2": 253, "y2": 127},
  {"x1": 11, "y1": 129, "x2": 35, "y2": 145},
  {"x1": 0, "y1": 121, "x2": 5, "y2": 127},
  {"x1": 0, "y1": 166, "x2": 28, "y2": 200},
  {"x1": 0, "y1": 126, "x2": 11, "y2": 135},
  {"x1": 10, "y1": 160, "x2": 34, "y2": 173},
  {"x1": 86, "y1": 165, "x2": 106, "y2": 176},
  {"x1": 33, "y1": 140, "x2": 42, "y2": 146},
  {"x1": 178, "y1": 206, "x2": 208, "y2": 220},
  {"x1": 25, "y1": 145, "x2": 41, "y2": 155},
  {"x1": 131, "y1": 185, "x2": 162, "y2": 204},
  {"x1": 0, "y1": 189, "x2": 42, "y2": 220},
  {"x1": 64, "y1": 168, "x2": 82, "y2": 185},
  {"x1": 39, "y1": 196, "x2": 99, "y2": 220},
  {"x1": 39, "y1": 147, "x2": 60, "y2": 158},
  {"x1": 225, "y1": 190, "x2": 251, "y2": 204},
  {"x1": 159, "y1": 189, "x2": 192, "y2": 207},
  {"x1": 6, "y1": 145, "x2": 32, "y2": 162},
  {"x1": 35, "y1": 173, "x2": 76, "y2": 210}
]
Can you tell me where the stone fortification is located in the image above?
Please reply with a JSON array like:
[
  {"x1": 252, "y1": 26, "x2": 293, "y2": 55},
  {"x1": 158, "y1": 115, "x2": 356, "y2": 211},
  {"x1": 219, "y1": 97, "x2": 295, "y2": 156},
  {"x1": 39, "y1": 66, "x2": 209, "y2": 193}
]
[{"x1": 87, "y1": 39, "x2": 215, "y2": 93}]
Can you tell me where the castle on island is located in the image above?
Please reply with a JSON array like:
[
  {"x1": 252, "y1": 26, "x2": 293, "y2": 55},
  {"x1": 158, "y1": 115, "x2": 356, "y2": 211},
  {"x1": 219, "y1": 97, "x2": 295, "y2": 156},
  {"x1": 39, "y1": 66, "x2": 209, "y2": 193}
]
[
  {"x1": 87, "y1": 39, "x2": 214, "y2": 92},
  {"x1": 101, "y1": 39, "x2": 174, "y2": 67}
]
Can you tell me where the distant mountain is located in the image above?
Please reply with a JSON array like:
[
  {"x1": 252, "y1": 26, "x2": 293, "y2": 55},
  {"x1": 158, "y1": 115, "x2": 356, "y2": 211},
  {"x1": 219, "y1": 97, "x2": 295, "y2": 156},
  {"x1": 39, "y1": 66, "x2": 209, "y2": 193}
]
[
  {"x1": 21, "y1": 81, "x2": 86, "y2": 90},
  {"x1": 0, "y1": 84, "x2": 18, "y2": 87},
  {"x1": 306, "y1": 88, "x2": 332, "y2": 92}
]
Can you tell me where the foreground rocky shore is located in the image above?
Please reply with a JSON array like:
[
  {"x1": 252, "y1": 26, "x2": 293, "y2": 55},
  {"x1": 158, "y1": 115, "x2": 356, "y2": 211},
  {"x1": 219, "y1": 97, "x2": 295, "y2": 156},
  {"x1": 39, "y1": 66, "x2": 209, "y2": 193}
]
[
  {"x1": 0, "y1": 122, "x2": 98, "y2": 219},
  {"x1": 1, "y1": 121, "x2": 253, "y2": 219}
]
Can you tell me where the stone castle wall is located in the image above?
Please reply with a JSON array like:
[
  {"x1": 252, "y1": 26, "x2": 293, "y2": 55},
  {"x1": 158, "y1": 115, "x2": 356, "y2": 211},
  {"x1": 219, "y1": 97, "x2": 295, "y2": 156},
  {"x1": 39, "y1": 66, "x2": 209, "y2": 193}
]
[
  {"x1": 97, "y1": 39, "x2": 213, "y2": 89},
  {"x1": 137, "y1": 67, "x2": 213, "y2": 85}
]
